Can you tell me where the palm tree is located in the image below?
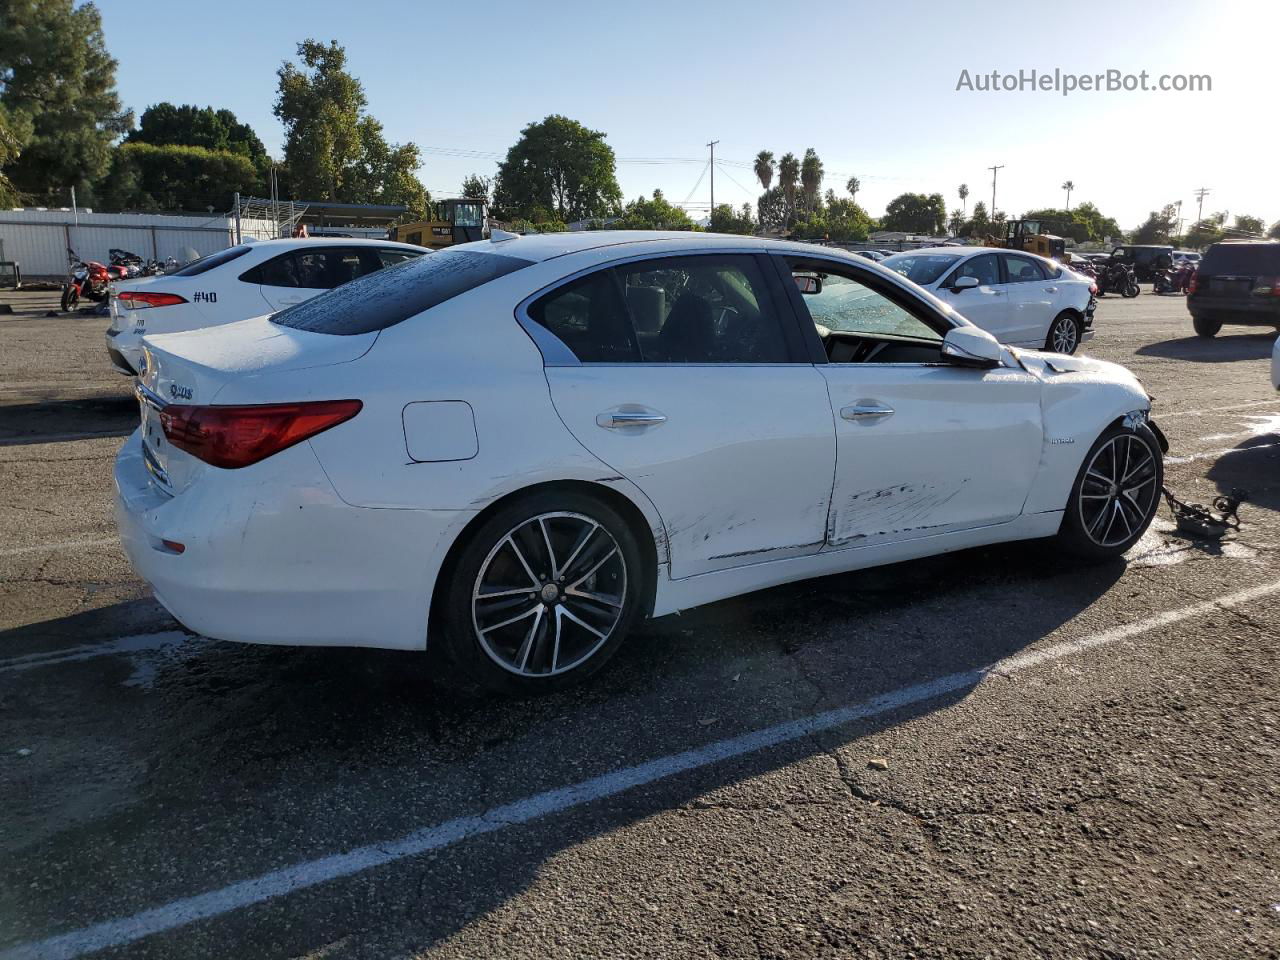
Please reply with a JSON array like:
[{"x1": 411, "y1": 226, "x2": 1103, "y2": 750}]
[
  {"x1": 1062, "y1": 180, "x2": 1074, "y2": 211},
  {"x1": 958, "y1": 183, "x2": 969, "y2": 217},
  {"x1": 753, "y1": 151, "x2": 775, "y2": 192},
  {"x1": 778, "y1": 152, "x2": 799, "y2": 223},
  {"x1": 800, "y1": 148, "x2": 823, "y2": 208},
  {"x1": 846, "y1": 176, "x2": 860, "y2": 203}
]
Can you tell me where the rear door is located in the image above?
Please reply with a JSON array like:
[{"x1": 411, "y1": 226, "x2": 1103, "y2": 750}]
[
  {"x1": 527, "y1": 253, "x2": 836, "y2": 579},
  {"x1": 245, "y1": 246, "x2": 382, "y2": 313},
  {"x1": 1000, "y1": 253, "x2": 1055, "y2": 345}
]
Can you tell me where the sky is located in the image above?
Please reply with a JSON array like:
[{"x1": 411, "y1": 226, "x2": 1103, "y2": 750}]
[{"x1": 98, "y1": 0, "x2": 1278, "y2": 231}]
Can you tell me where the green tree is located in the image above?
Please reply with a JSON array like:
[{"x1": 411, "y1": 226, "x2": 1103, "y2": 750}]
[
  {"x1": 753, "y1": 150, "x2": 774, "y2": 191},
  {"x1": 127, "y1": 103, "x2": 267, "y2": 161},
  {"x1": 1132, "y1": 204, "x2": 1178, "y2": 244},
  {"x1": 756, "y1": 186, "x2": 787, "y2": 233},
  {"x1": 962, "y1": 200, "x2": 990, "y2": 238},
  {"x1": 957, "y1": 182, "x2": 968, "y2": 216},
  {"x1": 1269, "y1": 221, "x2": 1280, "y2": 240},
  {"x1": 948, "y1": 208, "x2": 965, "y2": 235},
  {"x1": 0, "y1": 0, "x2": 132, "y2": 204},
  {"x1": 847, "y1": 176, "x2": 860, "y2": 203},
  {"x1": 709, "y1": 202, "x2": 755, "y2": 235},
  {"x1": 612, "y1": 189, "x2": 694, "y2": 230},
  {"x1": 1061, "y1": 179, "x2": 1074, "y2": 211},
  {"x1": 1233, "y1": 214, "x2": 1266, "y2": 236},
  {"x1": 777, "y1": 152, "x2": 799, "y2": 224},
  {"x1": 881, "y1": 192, "x2": 947, "y2": 234},
  {"x1": 100, "y1": 141, "x2": 259, "y2": 212},
  {"x1": 0, "y1": 104, "x2": 32, "y2": 205},
  {"x1": 493, "y1": 115, "x2": 621, "y2": 222},
  {"x1": 460, "y1": 173, "x2": 491, "y2": 203},
  {"x1": 274, "y1": 39, "x2": 429, "y2": 217},
  {"x1": 790, "y1": 189, "x2": 872, "y2": 241},
  {"x1": 799, "y1": 147, "x2": 823, "y2": 208}
]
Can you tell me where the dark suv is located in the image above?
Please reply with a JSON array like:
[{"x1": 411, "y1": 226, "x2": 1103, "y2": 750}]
[
  {"x1": 1187, "y1": 241, "x2": 1280, "y2": 337},
  {"x1": 1109, "y1": 244, "x2": 1174, "y2": 282}
]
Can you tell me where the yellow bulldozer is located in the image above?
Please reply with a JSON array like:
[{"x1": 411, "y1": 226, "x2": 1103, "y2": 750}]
[
  {"x1": 989, "y1": 219, "x2": 1066, "y2": 261},
  {"x1": 388, "y1": 198, "x2": 488, "y2": 250}
]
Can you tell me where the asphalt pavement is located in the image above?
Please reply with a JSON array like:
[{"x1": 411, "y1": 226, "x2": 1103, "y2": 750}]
[{"x1": 1, "y1": 288, "x2": 1277, "y2": 960}]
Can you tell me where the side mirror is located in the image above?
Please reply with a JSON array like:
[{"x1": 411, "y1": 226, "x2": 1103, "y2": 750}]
[
  {"x1": 950, "y1": 275, "x2": 980, "y2": 291},
  {"x1": 794, "y1": 275, "x2": 822, "y2": 295},
  {"x1": 941, "y1": 325, "x2": 1003, "y2": 369}
]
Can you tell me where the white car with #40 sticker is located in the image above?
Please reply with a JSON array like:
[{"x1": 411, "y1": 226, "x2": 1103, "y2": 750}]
[{"x1": 105, "y1": 238, "x2": 426, "y2": 376}]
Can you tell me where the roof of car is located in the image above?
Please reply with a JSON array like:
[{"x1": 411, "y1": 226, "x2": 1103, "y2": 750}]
[
  {"x1": 242, "y1": 237, "x2": 419, "y2": 250},
  {"x1": 451, "y1": 230, "x2": 874, "y2": 264},
  {"x1": 885, "y1": 246, "x2": 993, "y2": 257}
]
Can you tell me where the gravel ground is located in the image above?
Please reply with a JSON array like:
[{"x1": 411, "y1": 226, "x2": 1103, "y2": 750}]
[{"x1": 0, "y1": 287, "x2": 1277, "y2": 960}]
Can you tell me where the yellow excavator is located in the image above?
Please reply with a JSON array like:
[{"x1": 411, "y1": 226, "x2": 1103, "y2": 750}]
[
  {"x1": 991, "y1": 219, "x2": 1067, "y2": 261},
  {"x1": 388, "y1": 198, "x2": 488, "y2": 250}
]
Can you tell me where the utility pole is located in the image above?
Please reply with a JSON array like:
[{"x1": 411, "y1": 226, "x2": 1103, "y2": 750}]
[
  {"x1": 707, "y1": 140, "x2": 719, "y2": 216},
  {"x1": 1194, "y1": 187, "x2": 1210, "y2": 227},
  {"x1": 988, "y1": 164, "x2": 1004, "y2": 220}
]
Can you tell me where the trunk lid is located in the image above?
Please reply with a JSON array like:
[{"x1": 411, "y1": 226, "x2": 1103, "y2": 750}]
[{"x1": 136, "y1": 316, "x2": 375, "y2": 495}]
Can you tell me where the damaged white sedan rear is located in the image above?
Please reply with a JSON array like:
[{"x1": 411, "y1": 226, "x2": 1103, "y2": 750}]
[{"x1": 115, "y1": 231, "x2": 1166, "y2": 692}]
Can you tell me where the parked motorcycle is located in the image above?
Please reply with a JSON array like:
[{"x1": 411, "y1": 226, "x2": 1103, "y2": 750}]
[
  {"x1": 60, "y1": 249, "x2": 115, "y2": 312},
  {"x1": 1097, "y1": 261, "x2": 1140, "y2": 298},
  {"x1": 108, "y1": 248, "x2": 146, "y2": 279},
  {"x1": 1152, "y1": 260, "x2": 1194, "y2": 295}
]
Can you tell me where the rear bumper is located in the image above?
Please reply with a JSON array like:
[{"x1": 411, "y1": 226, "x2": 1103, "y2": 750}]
[
  {"x1": 105, "y1": 328, "x2": 143, "y2": 376},
  {"x1": 1188, "y1": 296, "x2": 1280, "y2": 327},
  {"x1": 114, "y1": 430, "x2": 471, "y2": 651}
]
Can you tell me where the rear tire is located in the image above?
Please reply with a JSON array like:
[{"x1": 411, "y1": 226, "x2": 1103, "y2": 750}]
[
  {"x1": 437, "y1": 490, "x2": 646, "y2": 694},
  {"x1": 1057, "y1": 423, "x2": 1163, "y2": 562},
  {"x1": 1044, "y1": 312, "x2": 1082, "y2": 354},
  {"x1": 1192, "y1": 317, "x2": 1221, "y2": 338}
]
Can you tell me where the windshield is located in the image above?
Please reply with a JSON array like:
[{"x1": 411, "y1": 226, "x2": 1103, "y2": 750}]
[
  {"x1": 881, "y1": 253, "x2": 960, "y2": 286},
  {"x1": 270, "y1": 249, "x2": 533, "y2": 335}
]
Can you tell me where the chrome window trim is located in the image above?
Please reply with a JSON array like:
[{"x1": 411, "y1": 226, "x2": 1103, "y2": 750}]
[{"x1": 134, "y1": 380, "x2": 168, "y2": 411}]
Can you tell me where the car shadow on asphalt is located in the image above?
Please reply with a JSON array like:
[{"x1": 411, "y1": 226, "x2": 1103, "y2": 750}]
[
  {"x1": 0, "y1": 395, "x2": 136, "y2": 445},
  {"x1": 0, "y1": 541, "x2": 1129, "y2": 954},
  {"x1": 1135, "y1": 332, "x2": 1276, "y2": 363},
  {"x1": 1207, "y1": 431, "x2": 1280, "y2": 511}
]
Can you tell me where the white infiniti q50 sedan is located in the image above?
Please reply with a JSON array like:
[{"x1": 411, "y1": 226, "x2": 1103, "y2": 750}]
[{"x1": 115, "y1": 231, "x2": 1165, "y2": 692}]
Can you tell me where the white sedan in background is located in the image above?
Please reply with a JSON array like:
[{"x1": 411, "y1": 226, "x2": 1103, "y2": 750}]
[
  {"x1": 116, "y1": 231, "x2": 1163, "y2": 693},
  {"x1": 105, "y1": 238, "x2": 425, "y2": 375},
  {"x1": 883, "y1": 247, "x2": 1096, "y2": 354}
]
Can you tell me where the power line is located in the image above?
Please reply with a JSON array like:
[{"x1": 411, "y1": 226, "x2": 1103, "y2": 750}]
[
  {"x1": 681, "y1": 161, "x2": 712, "y2": 205},
  {"x1": 713, "y1": 162, "x2": 758, "y2": 200}
]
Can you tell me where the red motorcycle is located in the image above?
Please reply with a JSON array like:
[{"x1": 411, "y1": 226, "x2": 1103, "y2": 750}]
[{"x1": 60, "y1": 248, "x2": 126, "y2": 312}]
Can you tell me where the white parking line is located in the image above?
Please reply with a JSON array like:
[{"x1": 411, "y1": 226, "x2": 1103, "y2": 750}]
[
  {"x1": 4, "y1": 578, "x2": 1279, "y2": 960},
  {"x1": 0, "y1": 536, "x2": 118, "y2": 559},
  {"x1": 0, "y1": 632, "x2": 189, "y2": 676}
]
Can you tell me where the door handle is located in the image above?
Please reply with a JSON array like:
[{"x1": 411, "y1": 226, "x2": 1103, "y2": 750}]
[
  {"x1": 841, "y1": 403, "x2": 894, "y2": 421},
  {"x1": 1045, "y1": 286, "x2": 1058, "y2": 293},
  {"x1": 596, "y1": 411, "x2": 667, "y2": 429}
]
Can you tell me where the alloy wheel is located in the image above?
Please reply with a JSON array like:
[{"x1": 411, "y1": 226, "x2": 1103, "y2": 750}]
[
  {"x1": 471, "y1": 511, "x2": 627, "y2": 677},
  {"x1": 1077, "y1": 434, "x2": 1159, "y2": 547},
  {"x1": 1051, "y1": 317, "x2": 1079, "y2": 353}
]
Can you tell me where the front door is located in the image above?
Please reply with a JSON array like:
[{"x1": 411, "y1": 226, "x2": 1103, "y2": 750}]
[
  {"x1": 526, "y1": 253, "x2": 836, "y2": 579},
  {"x1": 937, "y1": 252, "x2": 1015, "y2": 341},
  {"x1": 782, "y1": 254, "x2": 1044, "y2": 549}
]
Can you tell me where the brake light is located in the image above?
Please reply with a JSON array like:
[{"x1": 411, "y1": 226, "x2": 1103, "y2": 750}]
[
  {"x1": 1252, "y1": 276, "x2": 1280, "y2": 296},
  {"x1": 159, "y1": 400, "x2": 362, "y2": 469},
  {"x1": 117, "y1": 291, "x2": 187, "y2": 310},
  {"x1": 1187, "y1": 272, "x2": 1200, "y2": 295}
]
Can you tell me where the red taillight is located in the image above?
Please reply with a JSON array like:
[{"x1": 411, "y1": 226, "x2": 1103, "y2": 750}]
[
  {"x1": 1188, "y1": 272, "x2": 1201, "y2": 295},
  {"x1": 159, "y1": 400, "x2": 362, "y2": 469},
  {"x1": 1253, "y1": 276, "x2": 1280, "y2": 297},
  {"x1": 117, "y1": 291, "x2": 187, "y2": 310}
]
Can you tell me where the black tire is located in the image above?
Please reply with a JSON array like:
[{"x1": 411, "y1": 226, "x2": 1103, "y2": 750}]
[
  {"x1": 1192, "y1": 317, "x2": 1221, "y2": 338},
  {"x1": 437, "y1": 490, "x2": 646, "y2": 694},
  {"x1": 1057, "y1": 423, "x2": 1163, "y2": 562},
  {"x1": 1123, "y1": 280, "x2": 1140, "y2": 298},
  {"x1": 60, "y1": 285, "x2": 78, "y2": 313},
  {"x1": 1044, "y1": 312, "x2": 1082, "y2": 354}
]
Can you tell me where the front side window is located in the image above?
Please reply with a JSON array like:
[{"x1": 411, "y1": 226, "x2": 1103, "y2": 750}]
[
  {"x1": 943, "y1": 253, "x2": 1001, "y2": 288},
  {"x1": 789, "y1": 261, "x2": 943, "y2": 343},
  {"x1": 527, "y1": 255, "x2": 791, "y2": 364},
  {"x1": 1003, "y1": 255, "x2": 1046, "y2": 283},
  {"x1": 882, "y1": 253, "x2": 960, "y2": 286}
]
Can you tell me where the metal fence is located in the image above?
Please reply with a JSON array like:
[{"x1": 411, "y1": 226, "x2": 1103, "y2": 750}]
[{"x1": 0, "y1": 210, "x2": 236, "y2": 280}]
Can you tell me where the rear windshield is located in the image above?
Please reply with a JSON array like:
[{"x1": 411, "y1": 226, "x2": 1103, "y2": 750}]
[
  {"x1": 1200, "y1": 243, "x2": 1280, "y2": 275},
  {"x1": 269, "y1": 249, "x2": 534, "y2": 335},
  {"x1": 881, "y1": 253, "x2": 960, "y2": 286},
  {"x1": 170, "y1": 245, "x2": 253, "y2": 276}
]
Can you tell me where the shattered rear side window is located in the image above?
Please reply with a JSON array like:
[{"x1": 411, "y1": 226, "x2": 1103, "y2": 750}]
[{"x1": 269, "y1": 249, "x2": 534, "y2": 335}]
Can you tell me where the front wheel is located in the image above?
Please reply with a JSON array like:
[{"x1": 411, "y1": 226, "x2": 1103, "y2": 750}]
[
  {"x1": 1123, "y1": 280, "x2": 1141, "y2": 298},
  {"x1": 1192, "y1": 317, "x2": 1221, "y2": 338},
  {"x1": 60, "y1": 285, "x2": 79, "y2": 313},
  {"x1": 1057, "y1": 424, "x2": 1163, "y2": 561},
  {"x1": 438, "y1": 491, "x2": 646, "y2": 694},
  {"x1": 1045, "y1": 312, "x2": 1082, "y2": 354}
]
